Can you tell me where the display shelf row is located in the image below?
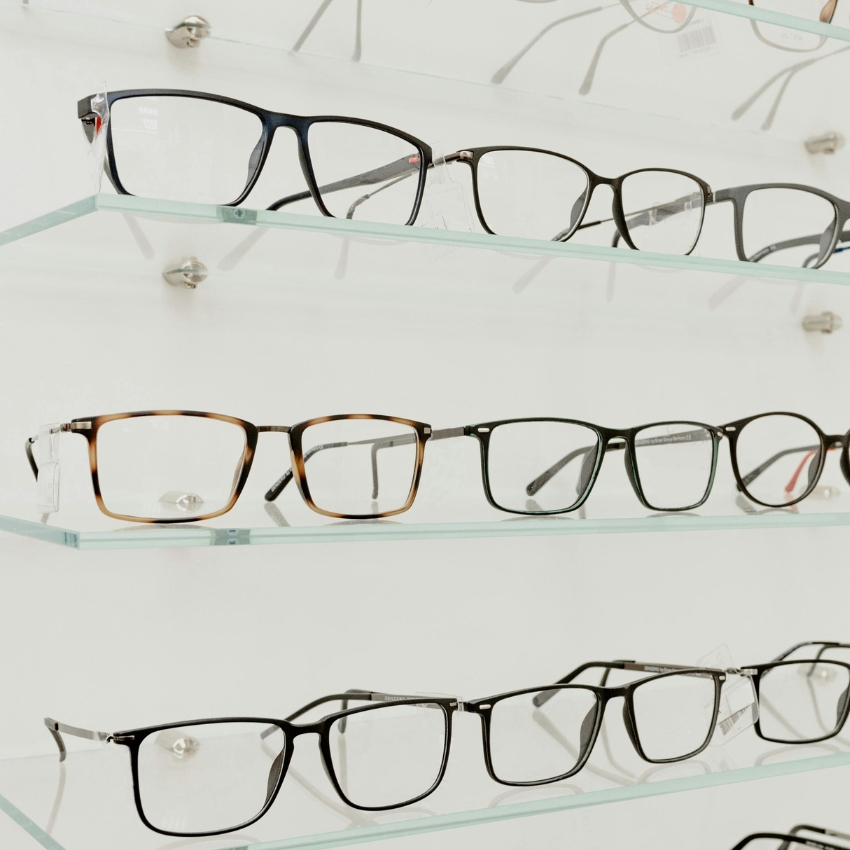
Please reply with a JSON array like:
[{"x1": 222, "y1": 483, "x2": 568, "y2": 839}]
[
  {"x1": 9, "y1": 0, "x2": 850, "y2": 147},
  {"x1": 2, "y1": 194, "x2": 849, "y2": 288},
  {"x1": 0, "y1": 717, "x2": 847, "y2": 850}
]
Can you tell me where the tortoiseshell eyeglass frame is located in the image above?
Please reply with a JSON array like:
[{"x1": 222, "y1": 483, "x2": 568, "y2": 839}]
[{"x1": 25, "y1": 411, "x2": 432, "y2": 524}]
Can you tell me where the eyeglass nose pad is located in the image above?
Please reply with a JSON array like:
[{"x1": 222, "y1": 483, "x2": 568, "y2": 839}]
[
  {"x1": 569, "y1": 190, "x2": 588, "y2": 232},
  {"x1": 817, "y1": 225, "x2": 836, "y2": 267},
  {"x1": 577, "y1": 449, "x2": 596, "y2": 497},
  {"x1": 622, "y1": 701, "x2": 641, "y2": 752},
  {"x1": 265, "y1": 748, "x2": 285, "y2": 805},
  {"x1": 622, "y1": 445, "x2": 642, "y2": 502},
  {"x1": 837, "y1": 682, "x2": 850, "y2": 728},
  {"x1": 807, "y1": 450, "x2": 823, "y2": 488},
  {"x1": 579, "y1": 705, "x2": 598, "y2": 755},
  {"x1": 840, "y1": 441, "x2": 850, "y2": 485}
]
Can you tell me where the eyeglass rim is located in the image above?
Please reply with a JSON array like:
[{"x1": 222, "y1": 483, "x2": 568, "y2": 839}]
[
  {"x1": 119, "y1": 698, "x2": 457, "y2": 837},
  {"x1": 38, "y1": 410, "x2": 432, "y2": 523},
  {"x1": 467, "y1": 668, "x2": 724, "y2": 785},
  {"x1": 82, "y1": 89, "x2": 432, "y2": 222},
  {"x1": 460, "y1": 146, "x2": 711, "y2": 253},
  {"x1": 748, "y1": 657, "x2": 850, "y2": 745},
  {"x1": 722, "y1": 411, "x2": 850, "y2": 508},
  {"x1": 469, "y1": 417, "x2": 721, "y2": 515},
  {"x1": 747, "y1": 0, "x2": 833, "y2": 53}
]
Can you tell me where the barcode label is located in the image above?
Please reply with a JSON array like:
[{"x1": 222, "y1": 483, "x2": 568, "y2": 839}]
[
  {"x1": 678, "y1": 26, "x2": 717, "y2": 56},
  {"x1": 719, "y1": 706, "x2": 749, "y2": 736}
]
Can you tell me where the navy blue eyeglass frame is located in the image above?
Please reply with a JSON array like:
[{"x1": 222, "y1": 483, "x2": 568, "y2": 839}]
[{"x1": 77, "y1": 89, "x2": 433, "y2": 224}]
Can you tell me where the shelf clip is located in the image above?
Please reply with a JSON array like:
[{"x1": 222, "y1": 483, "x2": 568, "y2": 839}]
[
  {"x1": 802, "y1": 311, "x2": 843, "y2": 334},
  {"x1": 162, "y1": 257, "x2": 208, "y2": 290},
  {"x1": 804, "y1": 132, "x2": 845, "y2": 155},
  {"x1": 165, "y1": 15, "x2": 211, "y2": 49}
]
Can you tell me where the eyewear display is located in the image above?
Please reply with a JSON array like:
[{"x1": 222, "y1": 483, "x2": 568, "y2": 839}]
[
  {"x1": 79, "y1": 91, "x2": 713, "y2": 256},
  {"x1": 25, "y1": 412, "x2": 723, "y2": 522},
  {"x1": 44, "y1": 661, "x2": 729, "y2": 837}
]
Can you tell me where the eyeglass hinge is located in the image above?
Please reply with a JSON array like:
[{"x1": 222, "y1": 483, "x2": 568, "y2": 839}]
[
  {"x1": 109, "y1": 734, "x2": 135, "y2": 743},
  {"x1": 453, "y1": 701, "x2": 466, "y2": 712},
  {"x1": 726, "y1": 667, "x2": 757, "y2": 677},
  {"x1": 62, "y1": 422, "x2": 92, "y2": 431},
  {"x1": 457, "y1": 150, "x2": 474, "y2": 160}
]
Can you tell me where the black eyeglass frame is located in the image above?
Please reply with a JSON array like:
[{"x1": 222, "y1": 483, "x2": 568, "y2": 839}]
[
  {"x1": 78, "y1": 89, "x2": 433, "y2": 223},
  {"x1": 746, "y1": 657, "x2": 850, "y2": 745},
  {"x1": 713, "y1": 183, "x2": 850, "y2": 269},
  {"x1": 451, "y1": 146, "x2": 712, "y2": 253},
  {"x1": 721, "y1": 411, "x2": 850, "y2": 508},
  {"x1": 464, "y1": 662, "x2": 726, "y2": 786},
  {"x1": 467, "y1": 417, "x2": 724, "y2": 515},
  {"x1": 46, "y1": 694, "x2": 458, "y2": 838}
]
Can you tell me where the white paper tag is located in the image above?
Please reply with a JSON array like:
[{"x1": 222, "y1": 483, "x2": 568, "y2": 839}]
[{"x1": 697, "y1": 645, "x2": 758, "y2": 743}]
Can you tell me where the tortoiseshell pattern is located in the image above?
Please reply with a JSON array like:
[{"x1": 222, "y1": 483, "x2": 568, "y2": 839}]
[{"x1": 25, "y1": 410, "x2": 432, "y2": 524}]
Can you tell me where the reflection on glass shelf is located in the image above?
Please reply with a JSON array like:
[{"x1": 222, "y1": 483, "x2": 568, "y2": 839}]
[
  {"x1": 1, "y1": 195, "x2": 849, "y2": 288},
  {"x1": 1, "y1": 702, "x2": 848, "y2": 850},
  {"x1": 11, "y1": 0, "x2": 850, "y2": 139}
]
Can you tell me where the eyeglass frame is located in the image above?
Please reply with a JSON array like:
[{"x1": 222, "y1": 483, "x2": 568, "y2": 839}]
[
  {"x1": 467, "y1": 417, "x2": 724, "y2": 515},
  {"x1": 45, "y1": 692, "x2": 458, "y2": 838},
  {"x1": 465, "y1": 661, "x2": 727, "y2": 786},
  {"x1": 78, "y1": 89, "x2": 433, "y2": 222},
  {"x1": 748, "y1": 0, "x2": 839, "y2": 53},
  {"x1": 720, "y1": 411, "x2": 850, "y2": 508},
  {"x1": 25, "y1": 411, "x2": 439, "y2": 523}
]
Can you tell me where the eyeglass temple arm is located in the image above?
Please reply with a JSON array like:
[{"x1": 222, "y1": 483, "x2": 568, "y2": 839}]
[
  {"x1": 574, "y1": 191, "x2": 712, "y2": 246},
  {"x1": 265, "y1": 153, "x2": 469, "y2": 214},
  {"x1": 292, "y1": 0, "x2": 363, "y2": 62},
  {"x1": 490, "y1": 5, "x2": 612, "y2": 85},
  {"x1": 259, "y1": 689, "x2": 433, "y2": 739},
  {"x1": 770, "y1": 641, "x2": 842, "y2": 663},
  {"x1": 44, "y1": 718, "x2": 114, "y2": 763},
  {"x1": 264, "y1": 426, "x2": 466, "y2": 503},
  {"x1": 527, "y1": 427, "x2": 717, "y2": 497},
  {"x1": 778, "y1": 825, "x2": 850, "y2": 850},
  {"x1": 747, "y1": 229, "x2": 850, "y2": 267},
  {"x1": 735, "y1": 443, "x2": 824, "y2": 491}
]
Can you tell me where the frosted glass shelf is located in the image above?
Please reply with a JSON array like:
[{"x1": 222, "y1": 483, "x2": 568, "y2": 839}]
[
  {"x1": 2, "y1": 195, "x2": 849, "y2": 288},
  {"x1": 2, "y1": 507, "x2": 850, "y2": 551},
  {"x1": 0, "y1": 719, "x2": 847, "y2": 850},
  {"x1": 10, "y1": 0, "x2": 850, "y2": 144}
]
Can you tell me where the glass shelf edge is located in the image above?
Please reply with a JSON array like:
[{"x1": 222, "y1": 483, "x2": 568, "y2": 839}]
[
  {"x1": 0, "y1": 790, "x2": 66, "y2": 850},
  {"x1": 687, "y1": 0, "x2": 850, "y2": 42},
  {"x1": 246, "y1": 751, "x2": 850, "y2": 850},
  {"x1": 2, "y1": 511, "x2": 850, "y2": 552},
  {"x1": 2, "y1": 195, "x2": 848, "y2": 289}
]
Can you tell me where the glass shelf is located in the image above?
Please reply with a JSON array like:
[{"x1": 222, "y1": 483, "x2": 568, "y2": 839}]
[
  {"x1": 2, "y1": 194, "x2": 850, "y2": 551},
  {"x1": 2, "y1": 194, "x2": 849, "y2": 287},
  {"x1": 7, "y1": 0, "x2": 850, "y2": 148},
  {"x1": 0, "y1": 720, "x2": 847, "y2": 850}
]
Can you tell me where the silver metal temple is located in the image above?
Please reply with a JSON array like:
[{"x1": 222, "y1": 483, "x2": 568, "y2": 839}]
[{"x1": 430, "y1": 426, "x2": 466, "y2": 441}]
